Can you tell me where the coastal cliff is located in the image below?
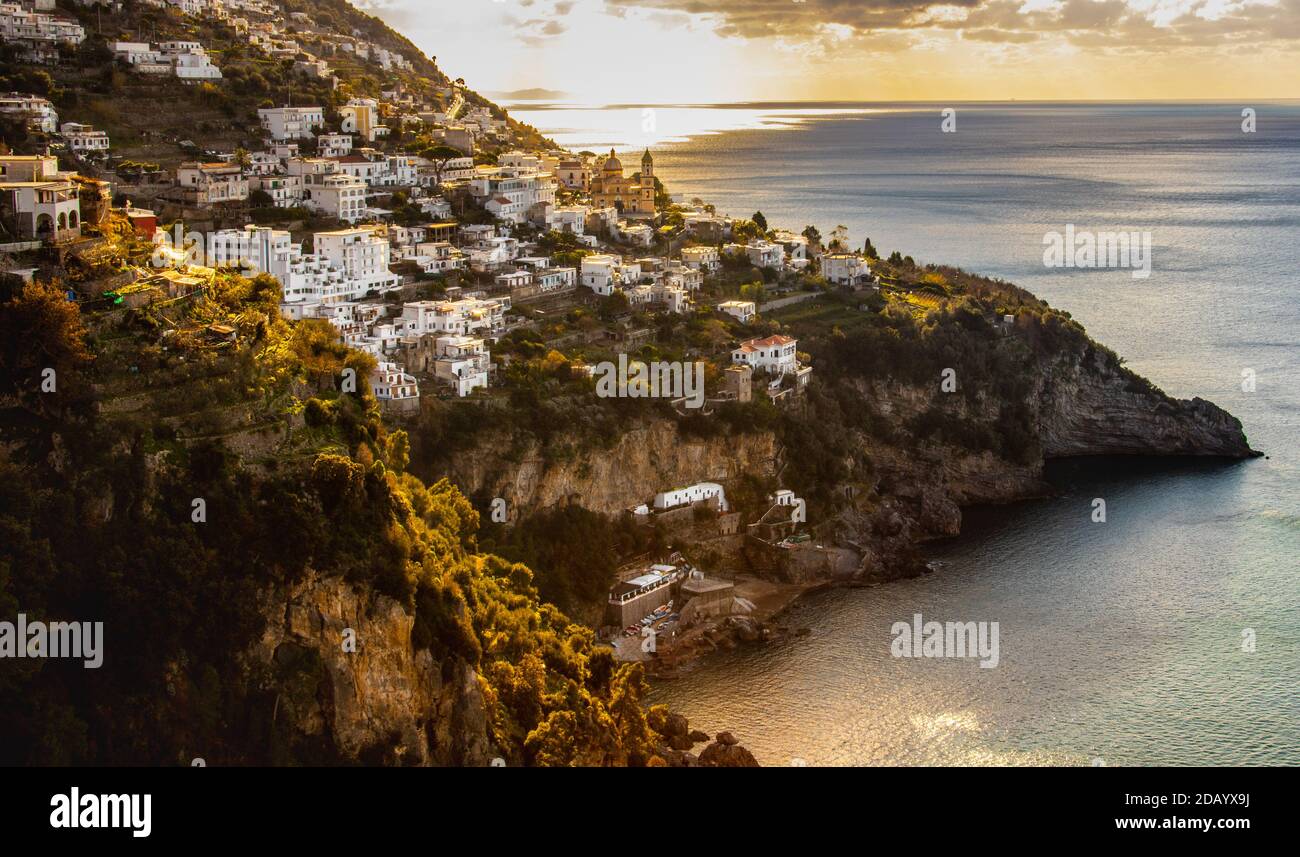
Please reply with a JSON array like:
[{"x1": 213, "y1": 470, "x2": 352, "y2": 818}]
[
  {"x1": 444, "y1": 420, "x2": 778, "y2": 514},
  {"x1": 0, "y1": 236, "x2": 1256, "y2": 768},
  {"x1": 1035, "y1": 347, "x2": 1253, "y2": 458},
  {"x1": 416, "y1": 301, "x2": 1255, "y2": 603},
  {"x1": 248, "y1": 573, "x2": 494, "y2": 767}
]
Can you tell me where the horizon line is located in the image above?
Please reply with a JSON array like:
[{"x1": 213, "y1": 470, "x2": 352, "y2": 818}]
[{"x1": 498, "y1": 97, "x2": 1300, "y2": 108}]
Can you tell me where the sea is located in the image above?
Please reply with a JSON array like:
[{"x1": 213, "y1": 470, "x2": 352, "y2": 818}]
[{"x1": 506, "y1": 100, "x2": 1300, "y2": 766}]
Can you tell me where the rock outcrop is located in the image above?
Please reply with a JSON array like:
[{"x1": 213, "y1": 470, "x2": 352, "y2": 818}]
[
  {"x1": 249, "y1": 573, "x2": 496, "y2": 767},
  {"x1": 1036, "y1": 349, "x2": 1255, "y2": 458},
  {"x1": 439, "y1": 419, "x2": 778, "y2": 515},
  {"x1": 649, "y1": 708, "x2": 761, "y2": 766}
]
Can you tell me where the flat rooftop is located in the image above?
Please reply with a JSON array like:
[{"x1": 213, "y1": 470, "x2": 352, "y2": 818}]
[{"x1": 681, "y1": 577, "x2": 735, "y2": 595}]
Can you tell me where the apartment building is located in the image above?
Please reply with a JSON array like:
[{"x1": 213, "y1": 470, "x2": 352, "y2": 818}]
[
  {"x1": 400, "y1": 297, "x2": 508, "y2": 338},
  {"x1": 302, "y1": 173, "x2": 366, "y2": 222},
  {"x1": 469, "y1": 166, "x2": 556, "y2": 224},
  {"x1": 681, "y1": 245, "x2": 721, "y2": 273},
  {"x1": 312, "y1": 227, "x2": 398, "y2": 294},
  {"x1": 258, "y1": 106, "x2": 324, "y2": 141},
  {"x1": 176, "y1": 162, "x2": 248, "y2": 203}
]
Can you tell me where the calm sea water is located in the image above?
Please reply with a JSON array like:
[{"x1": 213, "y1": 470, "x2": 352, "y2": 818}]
[{"x1": 513, "y1": 102, "x2": 1300, "y2": 765}]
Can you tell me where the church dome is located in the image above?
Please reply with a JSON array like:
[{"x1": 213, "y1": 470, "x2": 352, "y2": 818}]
[{"x1": 602, "y1": 149, "x2": 623, "y2": 172}]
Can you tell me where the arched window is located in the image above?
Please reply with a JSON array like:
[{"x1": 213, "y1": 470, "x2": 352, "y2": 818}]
[
  {"x1": 69, "y1": 210, "x2": 78, "y2": 228},
  {"x1": 36, "y1": 213, "x2": 53, "y2": 236},
  {"x1": 57, "y1": 212, "x2": 67, "y2": 230}
]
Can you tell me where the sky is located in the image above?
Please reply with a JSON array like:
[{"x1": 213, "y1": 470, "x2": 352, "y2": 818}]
[{"x1": 354, "y1": 0, "x2": 1300, "y2": 103}]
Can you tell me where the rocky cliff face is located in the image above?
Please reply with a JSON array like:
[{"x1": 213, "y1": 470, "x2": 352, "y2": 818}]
[
  {"x1": 215, "y1": 341, "x2": 1254, "y2": 766},
  {"x1": 249, "y1": 573, "x2": 495, "y2": 767},
  {"x1": 443, "y1": 420, "x2": 779, "y2": 514},
  {"x1": 1035, "y1": 350, "x2": 1255, "y2": 458}
]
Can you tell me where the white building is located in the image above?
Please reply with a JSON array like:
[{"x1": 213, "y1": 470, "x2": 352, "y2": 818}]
[
  {"x1": 255, "y1": 174, "x2": 304, "y2": 207},
  {"x1": 277, "y1": 255, "x2": 353, "y2": 313},
  {"x1": 206, "y1": 224, "x2": 296, "y2": 277},
  {"x1": 245, "y1": 151, "x2": 283, "y2": 176},
  {"x1": 0, "y1": 92, "x2": 58, "y2": 133},
  {"x1": 60, "y1": 122, "x2": 109, "y2": 153},
  {"x1": 822, "y1": 253, "x2": 873, "y2": 287},
  {"x1": 176, "y1": 162, "x2": 248, "y2": 203},
  {"x1": 681, "y1": 245, "x2": 721, "y2": 273},
  {"x1": 417, "y1": 195, "x2": 452, "y2": 219},
  {"x1": 494, "y1": 269, "x2": 532, "y2": 290},
  {"x1": 258, "y1": 106, "x2": 324, "y2": 141},
  {"x1": 729, "y1": 240, "x2": 783, "y2": 269},
  {"x1": 370, "y1": 361, "x2": 419, "y2": 410},
  {"x1": 433, "y1": 335, "x2": 490, "y2": 397},
  {"x1": 536, "y1": 267, "x2": 576, "y2": 292},
  {"x1": 469, "y1": 166, "x2": 556, "y2": 224},
  {"x1": 665, "y1": 264, "x2": 703, "y2": 292},
  {"x1": 429, "y1": 155, "x2": 474, "y2": 185},
  {"x1": 410, "y1": 241, "x2": 466, "y2": 274},
  {"x1": 618, "y1": 221, "x2": 654, "y2": 247},
  {"x1": 0, "y1": 3, "x2": 85, "y2": 57},
  {"x1": 0, "y1": 153, "x2": 79, "y2": 242},
  {"x1": 109, "y1": 41, "x2": 171, "y2": 73},
  {"x1": 112, "y1": 39, "x2": 222, "y2": 79},
  {"x1": 316, "y1": 133, "x2": 352, "y2": 158},
  {"x1": 466, "y1": 236, "x2": 520, "y2": 272},
  {"x1": 771, "y1": 230, "x2": 809, "y2": 262},
  {"x1": 547, "y1": 204, "x2": 588, "y2": 234},
  {"x1": 168, "y1": 45, "x2": 222, "y2": 80},
  {"x1": 279, "y1": 230, "x2": 400, "y2": 317},
  {"x1": 330, "y1": 153, "x2": 391, "y2": 186},
  {"x1": 732, "y1": 334, "x2": 798, "y2": 375},
  {"x1": 302, "y1": 173, "x2": 366, "y2": 222},
  {"x1": 628, "y1": 282, "x2": 691, "y2": 314},
  {"x1": 719, "y1": 300, "x2": 756, "y2": 324},
  {"x1": 653, "y1": 482, "x2": 729, "y2": 513},
  {"x1": 312, "y1": 227, "x2": 397, "y2": 294},
  {"x1": 401, "y1": 297, "x2": 508, "y2": 338},
  {"x1": 580, "y1": 254, "x2": 618, "y2": 295}
]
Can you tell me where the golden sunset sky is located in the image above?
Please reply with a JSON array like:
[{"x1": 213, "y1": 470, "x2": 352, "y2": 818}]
[{"x1": 355, "y1": 0, "x2": 1300, "y2": 102}]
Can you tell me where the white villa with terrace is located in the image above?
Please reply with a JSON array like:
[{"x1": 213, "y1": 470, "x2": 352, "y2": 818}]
[
  {"x1": 369, "y1": 362, "x2": 419, "y2": 411},
  {"x1": 433, "y1": 335, "x2": 490, "y2": 397},
  {"x1": 719, "y1": 300, "x2": 756, "y2": 323},
  {"x1": 732, "y1": 334, "x2": 798, "y2": 375},
  {"x1": 0, "y1": 92, "x2": 58, "y2": 132},
  {"x1": 60, "y1": 122, "x2": 109, "y2": 153},
  {"x1": 258, "y1": 106, "x2": 324, "y2": 141},
  {"x1": 822, "y1": 253, "x2": 874, "y2": 287}
]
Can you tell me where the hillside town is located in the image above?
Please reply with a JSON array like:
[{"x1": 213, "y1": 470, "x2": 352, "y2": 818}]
[
  {"x1": 1, "y1": 1, "x2": 884, "y2": 404},
  {"x1": 1, "y1": 0, "x2": 893, "y2": 665}
]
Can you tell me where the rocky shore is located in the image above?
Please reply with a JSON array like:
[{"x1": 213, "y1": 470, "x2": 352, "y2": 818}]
[{"x1": 648, "y1": 708, "x2": 760, "y2": 767}]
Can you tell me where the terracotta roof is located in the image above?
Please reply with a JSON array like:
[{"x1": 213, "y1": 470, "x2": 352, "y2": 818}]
[{"x1": 738, "y1": 334, "x2": 795, "y2": 351}]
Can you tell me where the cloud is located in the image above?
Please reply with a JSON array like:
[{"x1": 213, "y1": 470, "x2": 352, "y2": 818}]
[
  {"x1": 962, "y1": 27, "x2": 1042, "y2": 42},
  {"x1": 602, "y1": 0, "x2": 1300, "y2": 48},
  {"x1": 506, "y1": 2, "x2": 575, "y2": 46}
]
